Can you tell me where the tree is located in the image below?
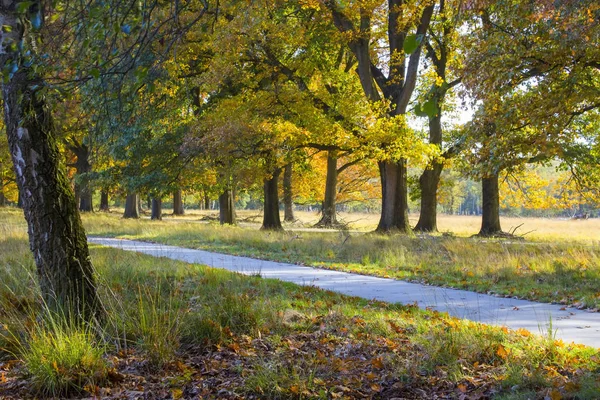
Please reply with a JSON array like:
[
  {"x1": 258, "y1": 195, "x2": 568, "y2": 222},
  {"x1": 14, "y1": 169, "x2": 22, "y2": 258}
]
[
  {"x1": 323, "y1": 0, "x2": 435, "y2": 233},
  {"x1": 413, "y1": 0, "x2": 463, "y2": 232},
  {"x1": 1, "y1": 0, "x2": 102, "y2": 321}
]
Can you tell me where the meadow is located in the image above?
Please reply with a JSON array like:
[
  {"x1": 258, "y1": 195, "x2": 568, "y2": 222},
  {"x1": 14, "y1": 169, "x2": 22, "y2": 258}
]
[
  {"x1": 1, "y1": 207, "x2": 600, "y2": 399},
  {"x1": 81, "y1": 209, "x2": 600, "y2": 310}
]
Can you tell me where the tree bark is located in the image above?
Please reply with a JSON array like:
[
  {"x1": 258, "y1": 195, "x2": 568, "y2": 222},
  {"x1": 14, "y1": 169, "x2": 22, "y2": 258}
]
[
  {"x1": 219, "y1": 189, "x2": 236, "y2": 225},
  {"x1": 316, "y1": 152, "x2": 338, "y2": 227},
  {"x1": 123, "y1": 193, "x2": 140, "y2": 219},
  {"x1": 68, "y1": 140, "x2": 93, "y2": 212},
  {"x1": 0, "y1": 172, "x2": 6, "y2": 207},
  {"x1": 262, "y1": 168, "x2": 283, "y2": 230},
  {"x1": 173, "y1": 189, "x2": 184, "y2": 215},
  {"x1": 151, "y1": 197, "x2": 162, "y2": 220},
  {"x1": 204, "y1": 193, "x2": 210, "y2": 210},
  {"x1": 99, "y1": 190, "x2": 109, "y2": 211},
  {"x1": 479, "y1": 173, "x2": 503, "y2": 236},
  {"x1": 283, "y1": 163, "x2": 295, "y2": 222},
  {"x1": 376, "y1": 159, "x2": 411, "y2": 233},
  {"x1": 2, "y1": 12, "x2": 101, "y2": 321},
  {"x1": 414, "y1": 114, "x2": 444, "y2": 232}
]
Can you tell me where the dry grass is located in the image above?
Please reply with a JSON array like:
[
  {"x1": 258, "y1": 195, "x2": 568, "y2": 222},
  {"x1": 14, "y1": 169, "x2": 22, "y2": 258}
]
[{"x1": 1, "y1": 206, "x2": 600, "y2": 399}]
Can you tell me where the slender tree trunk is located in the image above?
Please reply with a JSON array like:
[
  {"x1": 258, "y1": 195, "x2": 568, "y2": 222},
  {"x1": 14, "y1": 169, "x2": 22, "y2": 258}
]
[
  {"x1": 219, "y1": 189, "x2": 236, "y2": 225},
  {"x1": 415, "y1": 113, "x2": 444, "y2": 232},
  {"x1": 0, "y1": 173, "x2": 6, "y2": 207},
  {"x1": 262, "y1": 169, "x2": 283, "y2": 230},
  {"x1": 173, "y1": 189, "x2": 184, "y2": 215},
  {"x1": 376, "y1": 159, "x2": 411, "y2": 233},
  {"x1": 76, "y1": 148, "x2": 92, "y2": 212},
  {"x1": 99, "y1": 190, "x2": 109, "y2": 211},
  {"x1": 479, "y1": 173, "x2": 503, "y2": 236},
  {"x1": 283, "y1": 163, "x2": 295, "y2": 222},
  {"x1": 123, "y1": 193, "x2": 139, "y2": 219},
  {"x1": 204, "y1": 193, "x2": 210, "y2": 210},
  {"x1": 151, "y1": 197, "x2": 162, "y2": 220},
  {"x1": 316, "y1": 152, "x2": 338, "y2": 227},
  {"x1": 2, "y1": 30, "x2": 101, "y2": 321}
]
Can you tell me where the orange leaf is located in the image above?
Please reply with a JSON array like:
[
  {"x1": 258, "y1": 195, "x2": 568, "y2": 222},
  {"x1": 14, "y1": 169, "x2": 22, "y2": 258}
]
[
  {"x1": 496, "y1": 344, "x2": 509, "y2": 359},
  {"x1": 458, "y1": 383, "x2": 468, "y2": 393},
  {"x1": 516, "y1": 328, "x2": 531, "y2": 337},
  {"x1": 290, "y1": 385, "x2": 300, "y2": 394},
  {"x1": 371, "y1": 357, "x2": 384, "y2": 369},
  {"x1": 0, "y1": 372, "x2": 6, "y2": 383}
]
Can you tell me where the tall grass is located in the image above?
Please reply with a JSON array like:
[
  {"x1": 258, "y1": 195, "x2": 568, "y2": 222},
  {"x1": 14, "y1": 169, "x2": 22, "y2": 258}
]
[{"x1": 1, "y1": 208, "x2": 600, "y2": 398}]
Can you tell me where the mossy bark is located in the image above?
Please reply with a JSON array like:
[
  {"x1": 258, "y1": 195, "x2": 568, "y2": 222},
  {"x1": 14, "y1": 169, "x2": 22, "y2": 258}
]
[{"x1": 2, "y1": 10, "x2": 101, "y2": 322}]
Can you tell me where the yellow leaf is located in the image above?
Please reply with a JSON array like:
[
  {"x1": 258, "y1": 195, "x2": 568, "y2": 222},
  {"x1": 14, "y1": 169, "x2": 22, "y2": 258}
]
[
  {"x1": 550, "y1": 389, "x2": 562, "y2": 400},
  {"x1": 290, "y1": 385, "x2": 300, "y2": 394},
  {"x1": 370, "y1": 384, "x2": 381, "y2": 392}
]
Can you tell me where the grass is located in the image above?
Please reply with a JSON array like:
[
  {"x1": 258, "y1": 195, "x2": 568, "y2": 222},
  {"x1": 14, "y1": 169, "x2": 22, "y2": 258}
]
[
  {"x1": 2, "y1": 207, "x2": 600, "y2": 398},
  {"x1": 75, "y1": 209, "x2": 600, "y2": 309}
]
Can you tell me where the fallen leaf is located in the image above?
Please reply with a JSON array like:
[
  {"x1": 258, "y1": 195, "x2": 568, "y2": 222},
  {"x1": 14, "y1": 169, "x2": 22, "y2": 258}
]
[{"x1": 371, "y1": 357, "x2": 384, "y2": 369}]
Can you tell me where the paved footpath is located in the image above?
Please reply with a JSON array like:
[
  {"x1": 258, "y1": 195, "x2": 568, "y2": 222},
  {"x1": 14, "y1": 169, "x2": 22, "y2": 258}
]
[{"x1": 89, "y1": 237, "x2": 600, "y2": 348}]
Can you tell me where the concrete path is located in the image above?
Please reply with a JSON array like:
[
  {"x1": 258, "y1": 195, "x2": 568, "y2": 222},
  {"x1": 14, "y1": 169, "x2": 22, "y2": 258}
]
[{"x1": 89, "y1": 237, "x2": 600, "y2": 348}]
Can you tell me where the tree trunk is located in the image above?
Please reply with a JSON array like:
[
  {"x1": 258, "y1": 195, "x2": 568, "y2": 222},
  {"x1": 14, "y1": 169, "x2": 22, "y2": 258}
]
[
  {"x1": 262, "y1": 169, "x2": 283, "y2": 230},
  {"x1": 173, "y1": 189, "x2": 184, "y2": 215},
  {"x1": 204, "y1": 193, "x2": 210, "y2": 210},
  {"x1": 0, "y1": 173, "x2": 6, "y2": 207},
  {"x1": 414, "y1": 112, "x2": 444, "y2": 232},
  {"x1": 123, "y1": 193, "x2": 140, "y2": 219},
  {"x1": 99, "y1": 190, "x2": 109, "y2": 212},
  {"x1": 219, "y1": 189, "x2": 236, "y2": 225},
  {"x1": 17, "y1": 190, "x2": 22, "y2": 208},
  {"x1": 2, "y1": 23, "x2": 101, "y2": 321},
  {"x1": 72, "y1": 145, "x2": 93, "y2": 212},
  {"x1": 151, "y1": 197, "x2": 162, "y2": 220},
  {"x1": 376, "y1": 159, "x2": 411, "y2": 233},
  {"x1": 283, "y1": 163, "x2": 295, "y2": 222},
  {"x1": 316, "y1": 153, "x2": 338, "y2": 227},
  {"x1": 479, "y1": 173, "x2": 503, "y2": 236}
]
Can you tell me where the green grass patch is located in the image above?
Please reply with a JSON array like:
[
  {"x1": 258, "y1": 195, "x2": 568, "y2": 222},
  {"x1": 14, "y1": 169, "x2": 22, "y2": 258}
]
[
  {"x1": 80, "y1": 211, "x2": 600, "y2": 309},
  {"x1": 1, "y1": 209, "x2": 600, "y2": 398}
]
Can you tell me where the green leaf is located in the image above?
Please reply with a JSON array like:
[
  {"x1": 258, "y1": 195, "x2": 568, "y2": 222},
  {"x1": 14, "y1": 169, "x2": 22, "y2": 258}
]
[
  {"x1": 422, "y1": 100, "x2": 438, "y2": 118},
  {"x1": 16, "y1": 1, "x2": 34, "y2": 14},
  {"x1": 90, "y1": 68, "x2": 100, "y2": 79},
  {"x1": 403, "y1": 34, "x2": 423, "y2": 55},
  {"x1": 2, "y1": 25, "x2": 12, "y2": 33}
]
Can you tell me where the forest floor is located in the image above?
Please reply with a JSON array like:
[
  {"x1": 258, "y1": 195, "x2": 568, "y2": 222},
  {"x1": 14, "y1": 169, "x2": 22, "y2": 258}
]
[{"x1": 1, "y1": 208, "x2": 600, "y2": 399}]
